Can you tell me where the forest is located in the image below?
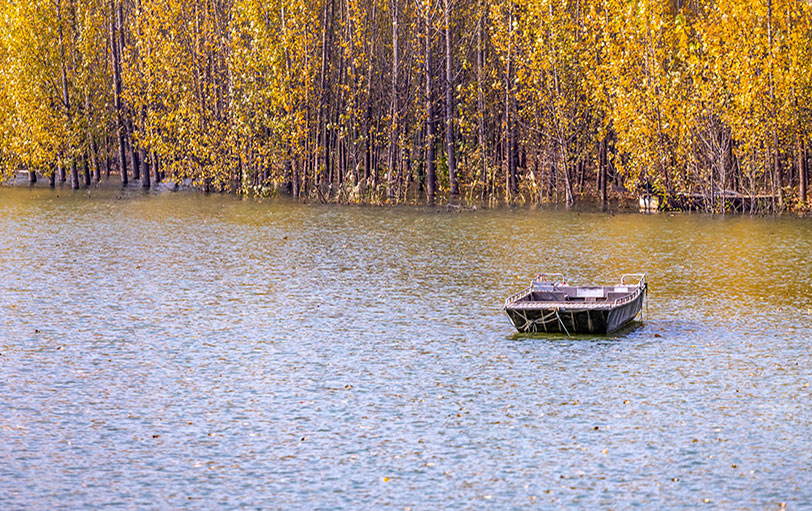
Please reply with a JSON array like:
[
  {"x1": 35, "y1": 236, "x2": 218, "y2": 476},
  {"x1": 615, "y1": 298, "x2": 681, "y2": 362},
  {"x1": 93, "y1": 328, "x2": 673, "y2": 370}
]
[{"x1": 0, "y1": 0, "x2": 810, "y2": 212}]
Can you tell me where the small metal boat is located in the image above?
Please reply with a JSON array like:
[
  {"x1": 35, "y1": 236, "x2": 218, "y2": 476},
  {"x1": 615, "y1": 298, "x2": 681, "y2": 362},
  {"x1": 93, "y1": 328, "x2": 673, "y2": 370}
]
[{"x1": 504, "y1": 273, "x2": 647, "y2": 334}]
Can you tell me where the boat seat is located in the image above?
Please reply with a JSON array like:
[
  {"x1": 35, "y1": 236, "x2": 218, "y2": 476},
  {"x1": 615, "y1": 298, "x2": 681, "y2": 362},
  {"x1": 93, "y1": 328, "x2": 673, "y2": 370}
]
[
  {"x1": 531, "y1": 291, "x2": 568, "y2": 301},
  {"x1": 607, "y1": 292, "x2": 631, "y2": 301}
]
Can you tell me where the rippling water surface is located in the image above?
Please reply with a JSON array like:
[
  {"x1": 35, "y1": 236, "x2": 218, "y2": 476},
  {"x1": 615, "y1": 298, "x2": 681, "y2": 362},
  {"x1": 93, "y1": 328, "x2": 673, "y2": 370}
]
[{"x1": 1, "y1": 186, "x2": 811, "y2": 509}]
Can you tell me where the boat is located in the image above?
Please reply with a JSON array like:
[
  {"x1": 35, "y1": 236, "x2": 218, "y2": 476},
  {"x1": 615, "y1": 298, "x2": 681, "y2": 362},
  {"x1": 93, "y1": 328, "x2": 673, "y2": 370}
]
[{"x1": 504, "y1": 273, "x2": 647, "y2": 334}]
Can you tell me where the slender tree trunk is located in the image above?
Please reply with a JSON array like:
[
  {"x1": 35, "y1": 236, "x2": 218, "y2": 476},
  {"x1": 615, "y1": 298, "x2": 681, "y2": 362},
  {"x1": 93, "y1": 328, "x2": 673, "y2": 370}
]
[
  {"x1": 600, "y1": 136, "x2": 608, "y2": 209},
  {"x1": 316, "y1": 0, "x2": 333, "y2": 190},
  {"x1": 140, "y1": 146, "x2": 150, "y2": 188},
  {"x1": 129, "y1": 118, "x2": 140, "y2": 181},
  {"x1": 83, "y1": 157, "x2": 91, "y2": 187},
  {"x1": 425, "y1": 6, "x2": 436, "y2": 205},
  {"x1": 387, "y1": 0, "x2": 399, "y2": 201},
  {"x1": 103, "y1": 137, "x2": 110, "y2": 178},
  {"x1": 476, "y1": 0, "x2": 487, "y2": 201},
  {"x1": 444, "y1": 0, "x2": 458, "y2": 196},
  {"x1": 774, "y1": 131, "x2": 782, "y2": 209},
  {"x1": 800, "y1": 138, "x2": 807, "y2": 207},
  {"x1": 508, "y1": 113, "x2": 518, "y2": 196},
  {"x1": 49, "y1": 169, "x2": 55, "y2": 187},
  {"x1": 140, "y1": 105, "x2": 150, "y2": 188},
  {"x1": 70, "y1": 160, "x2": 79, "y2": 190},
  {"x1": 28, "y1": 170, "x2": 37, "y2": 185},
  {"x1": 58, "y1": 2, "x2": 74, "y2": 190},
  {"x1": 152, "y1": 151, "x2": 161, "y2": 184},
  {"x1": 504, "y1": 17, "x2": 511, "y2": 199},
  {"x1": 92, "y1": 139, "x2": 101, "y2": 182},
  {"x1": 110, "y1": 0, "x2": 128, "y2": 185},
  {"x1": 59, "y1": 158, "x2": 66, "y2": 183},
  {"x1": 767, "y1": 0, "x2": 782, "y2": 208},
  {"x1": 560, "y1": 145, "x2": 573, "y2": 206}
]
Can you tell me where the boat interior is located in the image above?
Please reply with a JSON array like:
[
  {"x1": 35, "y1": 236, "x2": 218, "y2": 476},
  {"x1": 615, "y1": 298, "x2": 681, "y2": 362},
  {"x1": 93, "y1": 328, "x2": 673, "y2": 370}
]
[
  {"x1": 522, "y1": 285, "x2": 634, "y2": 303},
  {"x1": 513, "y1": 274, "x2": 645, "y2": 304}
]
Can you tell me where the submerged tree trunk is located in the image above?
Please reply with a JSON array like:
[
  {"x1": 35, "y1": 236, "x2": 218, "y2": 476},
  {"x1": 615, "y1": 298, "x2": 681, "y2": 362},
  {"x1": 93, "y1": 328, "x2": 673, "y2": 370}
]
[{"x1": 28, "y1": 170, "x2": 37, "y2": 184}]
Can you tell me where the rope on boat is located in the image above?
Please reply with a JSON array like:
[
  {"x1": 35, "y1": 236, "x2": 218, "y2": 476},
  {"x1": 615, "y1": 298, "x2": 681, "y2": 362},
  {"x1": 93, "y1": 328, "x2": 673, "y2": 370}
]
[
  {"x1": 555, "y1": 307, "x2": 571, "y2": 338},
  {"x1": 516, "y1": 309, "x2": 558, "y2": 333}
]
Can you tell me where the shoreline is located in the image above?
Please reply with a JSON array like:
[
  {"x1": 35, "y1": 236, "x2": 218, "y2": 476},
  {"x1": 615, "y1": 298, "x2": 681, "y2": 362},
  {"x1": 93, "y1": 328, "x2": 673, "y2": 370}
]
[{"x1": 5, "y1": 171, "x2": 810, "y2": 218}]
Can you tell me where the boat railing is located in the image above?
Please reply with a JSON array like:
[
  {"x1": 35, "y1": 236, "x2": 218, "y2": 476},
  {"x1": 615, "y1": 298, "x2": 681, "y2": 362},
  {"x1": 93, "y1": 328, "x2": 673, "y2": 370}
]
[
  {"x1": 613, "y1": 287, "x2": 641, "y2": 306},
  {"x1": 614, "y1": 274, "x2": 647, "y2": 305},
  {"x1": 503, "y1": 272, "x2": 565, "y2": 307},
  {"x1": 504, "y1": 286, "x2": 533, "y2": 308},
  {"x1": 505, "y1": 273, "x2": 646, "y2": 307},
  {"x1": 620, "y1": 273, "x2": 646, "y2": 287}
]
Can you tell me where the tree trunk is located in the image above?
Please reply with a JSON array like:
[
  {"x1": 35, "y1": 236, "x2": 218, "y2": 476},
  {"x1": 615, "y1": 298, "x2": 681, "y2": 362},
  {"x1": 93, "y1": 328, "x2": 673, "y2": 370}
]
[
  {"x1": 140, "y1": 146, "x2": 150, "y2": 188},
  {"x1": 774, "y1": 131, "x2": 782, "y2": 209},
  {"x1": 504, "y1": 5, "x2": 517, "y2": 200},
  {"x1": 800, "y1": 138, "x2": 808, "y2": 207},
  {"x1": 767, "y1": 0, "x2": 781, "y2": 208},
  {"x1": 57, "y1": 2, "x2": 74, "y2": 190},
  {"x1": 444, "y1": 0, "x2": 458, "y2": 196},
  {"x1": 600, "y1": 136, "x2": 607, "y2": 209},
  {"x1": 28, "y1": 170, "x2": 37, "y2": 185},
  {"x1": 425, "y1": 7, "x2": 436, "y2": 205},
  {"x1": 476, "y1": 0, "x2": 487, "y2": 201},
  {"x1": 316, "y1": 0, "x2": 334, "y2": 190},
  {"x1": 152, "y1": 151, "x2": 161, "y2": 184},
  {"x1": 129, "y1": 119, "x2": 140, "y2": 181},
  {"x1": 70, "y1": 160, "x2": 79, "y2": 190},
  {"x1": 83, "y1": 157, "x2": 91, "y2": 187},
  {"x1": 387, "y1": 0, "x2": 399, "y2": 201},
  {"x1": 92, "y1": 139, "x2": 101, "y2": 182},
  {"x1": 104, "y1": 138, "x2": 111, "y2": 178},
  {"x1": 561, "y1": 146, "x2": 573, "y2": 206},
  {"x1": 110, "y1": 0, "x2": 128, "y2": 185},
  {"x1": 509, "y1": 111, "x2": 518, "y2": 196}
]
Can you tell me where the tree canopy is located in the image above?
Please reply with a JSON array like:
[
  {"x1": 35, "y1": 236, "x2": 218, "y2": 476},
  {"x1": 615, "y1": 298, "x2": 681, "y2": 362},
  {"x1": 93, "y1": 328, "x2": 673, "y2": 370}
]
[{"x1": 1, "y1": 0, "x2": 810, "y2": 212}]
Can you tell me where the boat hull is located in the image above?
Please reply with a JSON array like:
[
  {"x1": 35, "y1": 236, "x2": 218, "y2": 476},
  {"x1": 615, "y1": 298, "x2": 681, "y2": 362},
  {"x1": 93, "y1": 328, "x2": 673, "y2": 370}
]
[{"x1": 505, "y1": 290, "x2": 644, "y2": 334}]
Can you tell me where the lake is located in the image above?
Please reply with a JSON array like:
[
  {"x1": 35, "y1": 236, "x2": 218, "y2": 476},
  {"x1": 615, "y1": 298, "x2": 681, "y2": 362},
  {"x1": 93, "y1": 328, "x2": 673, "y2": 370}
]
[{"x1": 1, "y1": 186, "x2": 811, "y2": 509}]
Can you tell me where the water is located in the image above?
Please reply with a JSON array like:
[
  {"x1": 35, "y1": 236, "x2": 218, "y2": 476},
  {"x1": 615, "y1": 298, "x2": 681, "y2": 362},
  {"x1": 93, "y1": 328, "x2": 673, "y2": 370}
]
[{"x1": 1, "y1": 186, "x2": 811, "y2": 509}]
